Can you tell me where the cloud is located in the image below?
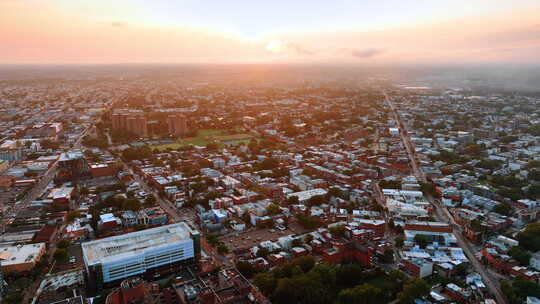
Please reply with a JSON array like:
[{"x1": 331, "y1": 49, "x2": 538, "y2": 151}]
[
  {"x1": 266, "y1": 40, "x2": 314, "y2": 55},
  {"x1": 350, "y1": 48, "x2": 384, "y2": 58},
  {"x1": 110, "y1": 22, "x2": 127, "y2": 27}
]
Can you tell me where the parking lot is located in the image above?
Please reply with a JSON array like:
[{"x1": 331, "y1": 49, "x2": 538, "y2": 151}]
[
  {"x1": 221, "y1": 228, "x2": 290, "y2": 250},
  {"x1": 220, "y1": 217, "x2": 312, "y2": 250}
]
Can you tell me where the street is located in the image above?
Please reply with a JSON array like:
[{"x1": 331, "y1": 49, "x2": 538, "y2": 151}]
[{"x1": 383, "y1": 91, "x2": 507, "y2": 304}]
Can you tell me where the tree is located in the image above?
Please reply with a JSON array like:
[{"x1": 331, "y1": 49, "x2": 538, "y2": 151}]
[
  {"x1": 381, "y1": 248, "x2": 394, "y2": 264},
  {"x1": 122, "y1": 146, "x2": 153, "y2": 161},
  {"x1": 287, "y1": 195, "x2": 300, "y2": 205},
  {"x1": 454, "y1": 262, "x2": 469, "y2": 276},
  {"x1": 397, "y1": 278, "x2": 430, "y2": 304},
  {"x1": 329, "y1": 225, "x2": 346, "y2": 238},
  {"x1": 308, "y1": 194, "x2": 326, "y2": 206},
  {"x1": 144, "y1": 194, "x2": 157, "y2": 207},
  {"x1": 502, "y1": 279, "x2": 540, "y2": 304},
  {"x1": 528, "y1": 170, "x2": 540, "y2": 182},
  {"x1": 337, "y1": 283, "x2": 382, "y2": 304},
  {"x1": 54, "y1": 248, "x2": 69, "y2": 263},
  {"x1": 57, "y1": 239, "x2": 71, "y2": 249},
  {"x1": 266, "y1": 203, "x2": 281, "y2": 216},
  {"x1": 254, "y1": 272, "x2": 277, "y2": 295},
  {"x1": 206, "y1": 234, "x2": 219, "y2": 246},
  {"x1": 237, "y1": 261, "x2": 259, "y2": 278},
  {"x1": 40, "y1": 139, "x2": 60, "y2": 150},
  {"x1": 121, "y1": 198, "x2": 141, "y2": 211},
  {"x1": 414, "y1": 234, "x2": 429, "y2": 249},
  {"x1": 477, "y1": 159, "x2": 503, "y2": 170},
  {"x1": 336, "y1": 264, "x2": 365, "y2": 289},
  {"x1": 293, "y1": 256, "x2": 315, "y2": 273},
  {"x1": 291, "y1": 238, "x2": 304, "y2": 248},
  {"x1": 508, "y1": 246, "x2": 531, "y2": 266},
  {"x1": 295, "y1": 214, "x2": 322, "y2": 230},
  {"x1": 257, "y1": 247, "x2": 270, "y2": 258},
  {"x1": 66, "y1": 211, "x2": 81, "y2": 222},
  {"x1": 217, "y1": 244, "x2": 229, "y2": 255},
  {"x1": 242, "y1": 212, "x2": 252, "y2": 227},
  {"x1": 493, "y1": 203, "x2": 512, "y2": 216},
  {"x1": 304, "y1": 234, "x2": 314, "y2": 244},
  {"x1": 395, "y1": 237, "x2": 404, "y2": 248},
  {"x1": 419, "y1": 182, "x2": 439, "y2": 198},
  {"x1": 79, "y1": 186, "x2": 90, "y2": 196},
  {"x1": 518, "y1": 222, "x2": 540, "y2": 251},
  {"x1": 529, "y1": 184, "x2": 540, "y2": 198}
]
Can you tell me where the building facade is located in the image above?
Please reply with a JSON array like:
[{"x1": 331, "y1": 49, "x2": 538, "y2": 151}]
[
  {"x1": 82, "y1": 223, "x2": 200, "y2": 290},
  {"x1": 166, "y1": 113, "x2": 188, "y2": 137},
  {"x1": 112, "y1": 110, "x2": 148, "y2": 138}
]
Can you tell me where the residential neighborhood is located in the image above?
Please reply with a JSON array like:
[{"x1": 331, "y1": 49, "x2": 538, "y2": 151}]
[{"x1": 1, "y1": 67, "x2": 540, "y2": 304}]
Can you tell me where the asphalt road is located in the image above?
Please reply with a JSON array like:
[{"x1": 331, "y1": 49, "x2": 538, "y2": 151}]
[{"x1": 383, "y1": 92, "x2": 507, "y2": 304}]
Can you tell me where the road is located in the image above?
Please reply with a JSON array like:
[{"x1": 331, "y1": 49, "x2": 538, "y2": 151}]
[{"x1": 383, "y1": 92, "x2": 507, "y2": 304}]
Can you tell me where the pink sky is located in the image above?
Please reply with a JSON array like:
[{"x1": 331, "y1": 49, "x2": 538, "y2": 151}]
[{"x1": 1, "y1": 0, "x2": 539, "y2": 64}]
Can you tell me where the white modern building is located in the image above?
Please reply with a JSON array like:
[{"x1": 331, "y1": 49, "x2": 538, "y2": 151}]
[{"x1": 81, "y1": 222, "x2": 200, "y2": 289}]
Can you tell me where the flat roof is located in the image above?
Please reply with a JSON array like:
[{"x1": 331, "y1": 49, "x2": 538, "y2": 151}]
[
  {"x1": 81, "y1": 222, "x2": 197, "y2": 266},
  {"x1": 0, "y1": 243, "x2": 45, "y2": 266}
]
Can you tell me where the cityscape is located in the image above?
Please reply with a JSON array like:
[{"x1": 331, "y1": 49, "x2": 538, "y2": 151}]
[{"x1": 1, "y1": 1, "x2": 540, "y2": 304}]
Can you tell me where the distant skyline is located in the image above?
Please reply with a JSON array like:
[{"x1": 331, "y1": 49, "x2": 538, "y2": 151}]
[{"x1": 1, "y1": 0, "x2": 540, "y2": 64}]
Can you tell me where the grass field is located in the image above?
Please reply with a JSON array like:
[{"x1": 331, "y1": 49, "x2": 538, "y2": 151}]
[{"x1": 152, "y1": 129, "x2": 256, "y2": 150}]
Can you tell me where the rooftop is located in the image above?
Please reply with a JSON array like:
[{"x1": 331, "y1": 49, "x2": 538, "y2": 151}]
[
  {"x1": 0, "y1": 243, "x2": 45, "y2": 265},
  {"x1": 81, "y1": 222, "x2": 198, "y2": 266}
]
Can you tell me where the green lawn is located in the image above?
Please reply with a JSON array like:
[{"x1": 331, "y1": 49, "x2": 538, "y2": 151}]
[{"x1": 152, "y1": 129, "x2": 256, "y2": 150}]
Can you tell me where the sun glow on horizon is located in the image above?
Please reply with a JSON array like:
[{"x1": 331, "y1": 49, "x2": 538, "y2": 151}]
[{"x1": 1, "y1": 0, "x2": 540, "y2": 64}]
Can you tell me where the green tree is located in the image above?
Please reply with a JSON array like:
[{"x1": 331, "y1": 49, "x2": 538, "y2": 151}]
[
  {"x1": 257, "y1": 247, "x2": 270, "y2": 258},
  {"x1": 308, "y1": 194, "x2": 326, "y2": 206},
  {"x1": 304, "y1": 234, "x2": 314, "y2": 244},
  {"x1": 518, "y1": 222, "x2": 540, "y2": 251},
  {"x1": 502, "y1": 279, "x2": 540, "y2": 304},
  {"x1": 493, "y1": 203, "x2": 512, "y2": 216},
  {"x1": 236, "y1": 261, "x2": 258, "y2": 279},
  {"x1": 414, "y1": 234, "x2": 429, "y2": 249},
  {"x1": 329, "y1": 225, "x2": 346, "y2": 238},
  {"x1": 337, "y1": 283, "x2": 382, "y2": 304},
  {"x1": 121, "y1": 198, "x2": 141, "y2": 211},
  {"x1": 381, "y1": 248, "x2": 394, "y2": 263},
  {"x1": 266, "y1": 203, "x2": 281, "y2": 216},
  {"x1": 57, "y1": 239, "x2": 71, "y2": 249},
  {"x1": 254, "y1": 272, "x2": 277, "y2": 295},
  {"x1": 205, "y1": 234, "x2": 219, "y2": 246},
  {"x1": 397, "y1": 278, "x2": 430, "y2": 304},
  {"x1": 54, "y1": 248, "x2": 69, "y2": 263},
  {"x1": 508, "y1": 246, "x2": 531, "y2": 266},
  {"x1": 144, "y1": 194, "x2": 157, "y2": 207},
  {"x1": 66, "y1": 211, "x2": 81, "y2": 222},
  {"x1": 395, "y1": 237, "x2": 405, "y2": 248},
  {"x1": 217, "y1": 244, "x2": 229, "y2": 255}
]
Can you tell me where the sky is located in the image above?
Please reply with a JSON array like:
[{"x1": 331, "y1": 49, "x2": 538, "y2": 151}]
[{"x1": 1, "y1": 0, "x2": 540, "y2": 64}]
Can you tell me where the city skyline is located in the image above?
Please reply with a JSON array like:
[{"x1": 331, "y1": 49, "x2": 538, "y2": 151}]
[{"x1": 1, "y1": 0, "x2": 540, "y2": 64}]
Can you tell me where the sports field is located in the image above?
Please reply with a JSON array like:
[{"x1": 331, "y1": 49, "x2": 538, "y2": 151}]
[{"x1": 152, "y1": 129, "x2": 256, "y2": 150}]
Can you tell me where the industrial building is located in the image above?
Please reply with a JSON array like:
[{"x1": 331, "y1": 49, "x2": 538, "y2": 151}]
[{"x1": 81, "y1": 223, "x2": 200, "y2": 291}]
